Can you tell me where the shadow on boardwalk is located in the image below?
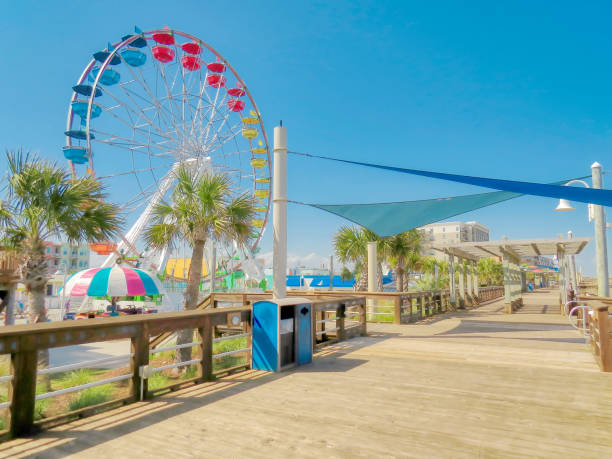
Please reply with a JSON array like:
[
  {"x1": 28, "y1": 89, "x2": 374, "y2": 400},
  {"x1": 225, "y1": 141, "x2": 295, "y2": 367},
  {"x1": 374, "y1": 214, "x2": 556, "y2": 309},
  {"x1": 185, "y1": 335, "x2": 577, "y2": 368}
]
[{"x1": 0, "y1": 333, "x2": 396, "y2": 459}]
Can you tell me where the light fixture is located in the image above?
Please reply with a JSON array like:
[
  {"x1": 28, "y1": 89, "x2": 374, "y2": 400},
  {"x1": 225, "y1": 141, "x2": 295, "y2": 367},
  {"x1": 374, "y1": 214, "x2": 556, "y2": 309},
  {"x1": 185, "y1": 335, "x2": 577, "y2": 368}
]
[{"x1": 554, "y1": 199, "x2": 575, "y2": 212}]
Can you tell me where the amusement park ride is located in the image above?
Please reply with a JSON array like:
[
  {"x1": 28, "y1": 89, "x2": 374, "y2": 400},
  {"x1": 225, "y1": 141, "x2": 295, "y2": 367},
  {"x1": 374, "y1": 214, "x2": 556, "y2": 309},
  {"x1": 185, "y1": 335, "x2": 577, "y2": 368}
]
[{"x1": 63, "y1": 26, "x2": 270, "y2": 306}]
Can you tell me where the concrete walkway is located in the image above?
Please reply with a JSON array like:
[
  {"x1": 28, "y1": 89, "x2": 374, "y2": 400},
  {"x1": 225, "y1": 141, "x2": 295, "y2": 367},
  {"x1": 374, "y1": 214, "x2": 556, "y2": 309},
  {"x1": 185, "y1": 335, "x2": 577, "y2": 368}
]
[{"x1": 1, "y1": 289, "x2": 611, "y2": 458}]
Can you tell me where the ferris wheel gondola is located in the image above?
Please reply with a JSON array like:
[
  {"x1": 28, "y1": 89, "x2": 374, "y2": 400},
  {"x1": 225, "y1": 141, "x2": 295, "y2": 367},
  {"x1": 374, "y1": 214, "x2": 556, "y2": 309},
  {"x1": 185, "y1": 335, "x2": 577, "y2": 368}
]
[{"x1": 64, "y1": 26, "x2": 271, "y2": 282}]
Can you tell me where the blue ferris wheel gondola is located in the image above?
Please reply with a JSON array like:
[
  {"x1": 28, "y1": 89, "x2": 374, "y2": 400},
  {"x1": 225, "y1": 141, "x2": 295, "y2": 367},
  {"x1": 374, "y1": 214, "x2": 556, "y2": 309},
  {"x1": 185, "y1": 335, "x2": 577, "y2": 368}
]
[
  {"x1": 121, "y1": 34, "x2": 147, "y2": 48},
  {"x1": 65, "y1": 130, "x2": 95, "y2": 140},
  {"x1": 88, "y1": 67, "x2": 120, "y2": 86},
  {"x1": 62, "y1": 146, "x2": 89, "y2": 164},
  {"x1": 121, "y1": 48, "x2": 147, "y2": 67},
  {"x1": 72, "y1": 84, "x2": 103, "y2": 97},
  {"x1": 71, "y1": 100, "x2": 102, "y2": 119},
  {"x1": 93, "y1": 50, "x2": 122, "y2": 65}
]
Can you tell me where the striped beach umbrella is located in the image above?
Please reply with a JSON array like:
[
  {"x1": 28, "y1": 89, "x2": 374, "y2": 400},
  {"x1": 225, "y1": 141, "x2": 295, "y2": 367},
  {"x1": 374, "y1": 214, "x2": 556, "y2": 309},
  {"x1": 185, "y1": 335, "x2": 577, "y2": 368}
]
[{"x1": 63, "y1": 267, "x2": 163, "y2": 297}]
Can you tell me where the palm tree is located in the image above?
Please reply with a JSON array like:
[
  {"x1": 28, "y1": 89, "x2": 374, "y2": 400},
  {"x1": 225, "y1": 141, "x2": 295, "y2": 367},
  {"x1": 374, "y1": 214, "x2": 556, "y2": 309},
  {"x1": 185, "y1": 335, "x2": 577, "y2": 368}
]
[
  {"x1": 1, "y1": 150, "x2": 122, "y2": 385},
  {"x1": 477, "y1": 258, "x2": 503, "y2": 286},
  {"x1": 385, "y1": 230, "x2": 422, "y2": 292},
  {"x1": 404, "y1": 251, "x2": 424, "y2": 291},
  {"x1": 144, "y1": 166, "x2": 255, "y2": 363},
  {"x1": 333, "y1": 226, "x2": 385, "y2": 291},
  {"x1": 340, "y1": 266, "x2": 353, "y2": 282},
  {"x1": 334, "y1": 226, "x2": 368, "y2": 290}
]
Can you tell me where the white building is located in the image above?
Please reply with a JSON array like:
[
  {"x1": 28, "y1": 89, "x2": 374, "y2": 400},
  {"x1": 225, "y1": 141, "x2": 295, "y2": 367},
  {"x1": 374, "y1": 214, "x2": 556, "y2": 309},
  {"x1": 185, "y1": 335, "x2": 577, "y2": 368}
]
[{"x1": 418, "y1": 221, "x2": 490, "y2": 259}]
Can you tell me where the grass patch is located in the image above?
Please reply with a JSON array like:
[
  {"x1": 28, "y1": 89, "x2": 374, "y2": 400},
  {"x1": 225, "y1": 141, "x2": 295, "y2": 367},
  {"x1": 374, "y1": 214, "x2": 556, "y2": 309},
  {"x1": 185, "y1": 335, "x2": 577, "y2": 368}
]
[
  {"x1": 213, "y1": 336, "x2": 249, "y2": 372},
  {"x1": 69, "y1": 384, "x2": 113, "y2": 411},
  {"x1": 213, "y1": 336, "x2": 247, "y2": 354},
  {"x1": 148, "y1": 372, "x2": 171, "y2": 391},
  {"x1": 53, "y1": 368, "x2": 106, "y2": 390},
  {"x1": 0, "y1": 355, "x2": 9, "y2": 377},
  {"x1": 34, "y1": 399, "x2": 49, "y2": 421}
]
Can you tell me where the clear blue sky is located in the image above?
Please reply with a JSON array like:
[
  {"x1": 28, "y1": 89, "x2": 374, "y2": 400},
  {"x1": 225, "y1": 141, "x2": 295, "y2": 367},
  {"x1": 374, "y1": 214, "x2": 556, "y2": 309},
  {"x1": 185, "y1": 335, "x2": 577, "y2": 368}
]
[{"x1": 1, "y1": 1, "x2": 611, "y2": 275}]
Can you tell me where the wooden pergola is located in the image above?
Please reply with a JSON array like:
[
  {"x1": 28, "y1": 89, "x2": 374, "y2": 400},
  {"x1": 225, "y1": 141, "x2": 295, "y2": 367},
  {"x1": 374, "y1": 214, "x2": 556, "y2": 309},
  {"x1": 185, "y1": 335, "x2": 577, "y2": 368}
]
[{"x1": 432, "y1": 237, "x2": 591, "y2": 313}]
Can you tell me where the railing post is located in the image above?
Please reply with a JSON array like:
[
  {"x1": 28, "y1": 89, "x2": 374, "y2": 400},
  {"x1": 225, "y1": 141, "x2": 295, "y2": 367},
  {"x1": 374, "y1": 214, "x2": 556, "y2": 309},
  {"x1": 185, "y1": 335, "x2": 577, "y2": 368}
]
[
  {"x1": 199, "y1": 316, "x2": 214, "y2": 380},
  {"x1": 336, "y1": 303, "x2": 345, "y2": 341},
  {"x1": 360, "y1": 300, "x2": 367, "y2": 336},
  {"x1": 393, "y1": 295, "x2": 401, "y2": 325},
  {"x1": 9, "y1": 348, "x2": 37, "y2": 437},
  {"x1": 131, "y1": 322, "x2": 149, "y2": 401},
  {"x1": 595, "y1": 305, "x2": 611, "y2": 371},
  {"x1": 408, "y1": 295, "x2": 414, "y2": 322},
  {"x1": 420, "y1": 295, "x2": 426, "y2": 319},
  {"x1": 244, "y1": 311, "x2": 253, "y2": 369}
]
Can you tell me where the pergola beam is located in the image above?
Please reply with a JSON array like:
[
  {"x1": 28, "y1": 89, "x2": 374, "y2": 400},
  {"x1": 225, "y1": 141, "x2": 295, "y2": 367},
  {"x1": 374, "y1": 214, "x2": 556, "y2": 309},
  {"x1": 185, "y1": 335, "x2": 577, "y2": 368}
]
[
  {"x1": 474, "y1": 245, "x2": 500, "y2": 258},
  {"x1": 446, "y1": 247, "x2": 479, "y2": 262}
]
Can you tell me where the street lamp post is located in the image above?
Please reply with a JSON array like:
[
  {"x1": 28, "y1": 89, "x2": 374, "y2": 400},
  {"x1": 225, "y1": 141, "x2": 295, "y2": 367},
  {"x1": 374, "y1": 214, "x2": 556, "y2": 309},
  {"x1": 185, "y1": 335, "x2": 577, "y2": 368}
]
[{"x1": 554, "y1": 163, "x2": 609, "y2": 297}]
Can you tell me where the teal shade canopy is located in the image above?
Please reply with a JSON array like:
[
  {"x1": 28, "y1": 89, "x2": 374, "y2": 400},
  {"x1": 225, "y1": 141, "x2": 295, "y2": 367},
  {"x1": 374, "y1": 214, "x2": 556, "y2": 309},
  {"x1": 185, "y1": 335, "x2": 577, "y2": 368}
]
[{"x1": 300, "y1": 178, "x2": 586, "y2": 237}]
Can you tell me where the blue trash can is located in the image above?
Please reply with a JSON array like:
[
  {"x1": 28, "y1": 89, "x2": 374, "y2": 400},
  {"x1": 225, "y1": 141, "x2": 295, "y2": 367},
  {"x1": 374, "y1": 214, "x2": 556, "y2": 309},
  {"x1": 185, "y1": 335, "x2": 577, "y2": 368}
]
[{"x1": 252, "y1": 298, "x2": 312, "y2": 372}]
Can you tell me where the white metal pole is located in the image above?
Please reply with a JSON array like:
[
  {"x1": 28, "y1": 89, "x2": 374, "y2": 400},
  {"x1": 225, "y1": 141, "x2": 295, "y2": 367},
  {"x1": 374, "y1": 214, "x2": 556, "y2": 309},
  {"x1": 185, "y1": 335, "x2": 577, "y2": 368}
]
[
  {"x1": 329, "y1": 255, "x2": 334, "y2": 291},
  {"x1": 273, "y1": 125, "x2": 288, "y2": 299},
  {"x1": 448, "y1": 253, "x2": 456, "y2": 304},
  {"x1": 567, "y1": 231, "x2": 577, "y2": 293},
  {"x1": 367, "y1": 242, "x2": 377, "y2": 292},
  {"x1": 591, "y1": 162, "x2": 609, "y2": 297}
]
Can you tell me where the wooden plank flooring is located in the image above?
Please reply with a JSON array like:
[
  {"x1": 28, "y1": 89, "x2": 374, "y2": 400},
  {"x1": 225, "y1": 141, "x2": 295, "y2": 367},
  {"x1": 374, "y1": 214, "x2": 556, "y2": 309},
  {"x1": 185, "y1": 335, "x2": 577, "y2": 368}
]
[{"x1": 1, "y1": 289, "x2": 611, "y2": 458}]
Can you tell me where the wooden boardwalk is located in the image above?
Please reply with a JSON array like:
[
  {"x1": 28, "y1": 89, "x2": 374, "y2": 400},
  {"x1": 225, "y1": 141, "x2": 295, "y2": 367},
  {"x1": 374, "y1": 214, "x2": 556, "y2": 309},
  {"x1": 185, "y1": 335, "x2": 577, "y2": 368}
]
[{"x1": 2, "y1": 289, "x2": 611, "y2": 458}]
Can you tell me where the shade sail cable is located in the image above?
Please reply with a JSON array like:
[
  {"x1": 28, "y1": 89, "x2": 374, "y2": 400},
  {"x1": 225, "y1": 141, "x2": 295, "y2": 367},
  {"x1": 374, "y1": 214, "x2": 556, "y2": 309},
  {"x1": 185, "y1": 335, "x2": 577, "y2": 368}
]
[{"x1": 289, "y1": 151, "x2": 612, "y2": 207}]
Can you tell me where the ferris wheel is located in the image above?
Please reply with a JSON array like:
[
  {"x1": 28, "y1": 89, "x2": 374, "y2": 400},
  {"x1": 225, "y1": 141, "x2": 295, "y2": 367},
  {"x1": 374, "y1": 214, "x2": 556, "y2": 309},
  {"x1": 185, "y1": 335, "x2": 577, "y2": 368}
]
[{"x1": 63, "y1": 26, "x2": 271, "y2": 281}]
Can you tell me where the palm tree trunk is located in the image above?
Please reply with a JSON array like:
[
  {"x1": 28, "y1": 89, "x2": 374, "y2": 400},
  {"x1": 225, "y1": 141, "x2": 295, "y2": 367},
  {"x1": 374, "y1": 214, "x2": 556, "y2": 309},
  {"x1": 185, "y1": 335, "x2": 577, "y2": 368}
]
[
  {"x1": 377, "y1": 263, "x2": 383, "y2": 291},
  {"x1": 355, "y1": 268, "x2": 368, "y2": 291},
  {"x1": 176, "y1": 238, "x2": 206, "y2": 364},
  {"x1": 29, "y1": 282, "x2": 51, "y2": 391},
  {"x1": 403, "y1": 272, "x2": 410, "y2": 291},
  {"x1": 24, "y1": 254, "x2": 51, "y2": 391},
  {"x1": 397, "y1": 267, "x2": 404, "y2": 292}
]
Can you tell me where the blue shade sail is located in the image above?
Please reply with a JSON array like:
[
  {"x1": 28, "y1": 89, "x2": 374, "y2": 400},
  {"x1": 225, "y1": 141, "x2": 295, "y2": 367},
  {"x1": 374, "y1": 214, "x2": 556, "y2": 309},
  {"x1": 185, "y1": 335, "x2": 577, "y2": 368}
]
[
  {"x1": 88, "y1": 67, "x2": 120, "y2": 86},
  {"x1": 72, "y1": 84, "x2": 102, "y2": 97},
  {"x1": 71, "y1": 101, "x2": 102, "y2": 119},
  {"x1": 62, "y1": 146, "x2": 88, "y2": 164},
  {"x1": 291, "y1": 152, "x2": 612, "y2": 208},
  {"x1": 121, "y1": 48, "x2": 147, "y2": 67},
  {"x1": 299, "y1": 178, "x2": 588, "y2": 237}
]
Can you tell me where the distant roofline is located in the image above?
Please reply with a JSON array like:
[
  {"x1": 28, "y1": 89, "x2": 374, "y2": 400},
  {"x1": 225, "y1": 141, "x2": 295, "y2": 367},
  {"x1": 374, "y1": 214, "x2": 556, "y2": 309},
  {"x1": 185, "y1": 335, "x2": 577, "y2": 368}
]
[{"x1": 418, "y1": 221, "x2": 490, "y2": 231}]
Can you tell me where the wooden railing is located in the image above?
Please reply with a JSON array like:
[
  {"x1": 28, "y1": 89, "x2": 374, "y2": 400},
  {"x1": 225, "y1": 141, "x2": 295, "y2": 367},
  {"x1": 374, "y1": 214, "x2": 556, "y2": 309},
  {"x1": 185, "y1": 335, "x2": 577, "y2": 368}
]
[
  {"x1": 479, "y1": 286, "x2": 506, "y2": 302},
  {"x1": 589, "y1": 304, "x2": 612, "y2": 372},
  {"x1": 203, "y1": 287, "x2": 505, "y2": 326},
  {"x1": 575, "y1": 296, "x2": 612, "y2": 372},
  {"x1": 0, "y1": 294, "x2": 367, "y2": 439}
]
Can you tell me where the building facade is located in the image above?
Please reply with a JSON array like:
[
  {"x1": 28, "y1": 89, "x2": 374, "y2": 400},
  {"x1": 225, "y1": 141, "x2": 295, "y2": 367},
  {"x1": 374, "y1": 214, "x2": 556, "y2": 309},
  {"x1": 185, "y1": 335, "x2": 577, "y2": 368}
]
[
  {"x1": 418, "y1": 221, "x2": 490, "y2": 258},
  {"x1": 44, "y1": 242, "x2": 90, "y2": 273}
]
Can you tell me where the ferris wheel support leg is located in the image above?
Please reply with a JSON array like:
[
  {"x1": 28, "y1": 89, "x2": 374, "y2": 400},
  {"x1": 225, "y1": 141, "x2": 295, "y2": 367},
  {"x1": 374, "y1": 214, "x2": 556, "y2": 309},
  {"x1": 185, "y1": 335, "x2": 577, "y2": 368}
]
[
  {"x1": 273, "y1": 125, "x2": 288, "y2": 299},
  {"x1": 101, "y1": 161, "x2": 184, "y2": 268}
]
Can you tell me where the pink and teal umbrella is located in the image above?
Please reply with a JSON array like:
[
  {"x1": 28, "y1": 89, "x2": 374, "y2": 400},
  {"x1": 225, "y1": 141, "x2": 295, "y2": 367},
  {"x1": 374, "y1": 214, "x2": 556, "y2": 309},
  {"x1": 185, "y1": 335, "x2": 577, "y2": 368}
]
[{"x1": 64, "y1": 266, "x2": 163, "y2": 297}]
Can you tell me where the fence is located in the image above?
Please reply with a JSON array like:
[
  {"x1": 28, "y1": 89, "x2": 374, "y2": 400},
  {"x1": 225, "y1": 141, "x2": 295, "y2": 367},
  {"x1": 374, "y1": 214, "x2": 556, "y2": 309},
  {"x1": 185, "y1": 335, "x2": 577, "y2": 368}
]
[
  {"x1": 0, "y1": 294, "x2": 367, "y2": 440},
  {"x1": 589, "y1": 304, "x2": 612, "y2": 371},
  {"x1": 575, "y1": 296, "x2": 612, "y2": 372},
  {"x1": 247, "y1": 287, "x2": 505, "y2": 325}
]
